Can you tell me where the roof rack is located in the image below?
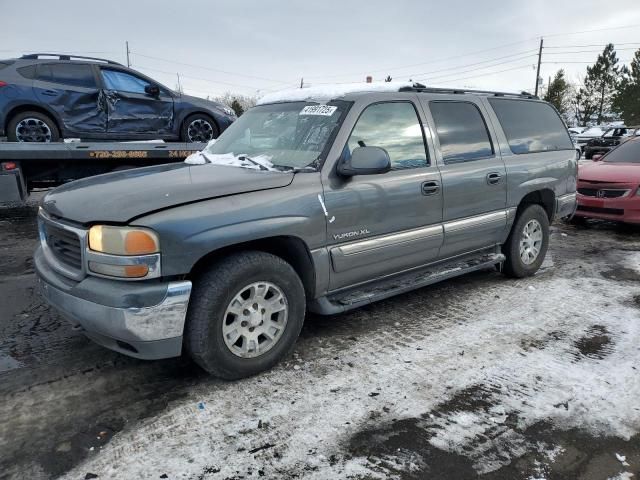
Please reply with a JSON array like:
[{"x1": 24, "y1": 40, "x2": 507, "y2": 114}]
[
  {"x1": 399, "y1": 83, "x2": 538, "y2": 99},
  {"x1": 20, "y1": 53, "x2": 123, "y2": 66}
]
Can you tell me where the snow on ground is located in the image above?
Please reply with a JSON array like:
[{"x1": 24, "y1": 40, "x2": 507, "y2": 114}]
[{"x1": 61, "y1": 234, "x2": 640, "y2": 479}]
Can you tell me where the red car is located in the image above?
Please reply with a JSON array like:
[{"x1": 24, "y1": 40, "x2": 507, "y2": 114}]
[{"x1": 576, "y1": 137, "x2": 640, "y2": 224}]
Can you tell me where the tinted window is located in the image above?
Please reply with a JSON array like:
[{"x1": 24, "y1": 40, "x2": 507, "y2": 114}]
[
  {"x1": 101, "y1": 69, "x2": 149, "y2": 94},
  {"x1": 429, "y1": 101, "x2": 493, "y2": 163},
  {"x1": 36, "y1": 63, "x2": 96, "y2": 88},
  {"x1": 489, "y1": 99, "x2": 573, "y2": 154},
  {"x1": 347, "y1": 102, "x2": 428, "y2": 170},
  {"x1": 17, "y1": 65, "x2": 36, "y2": 78},
  {"x1": 604, "y1": 140, "x2": 640, "y2": 163}
]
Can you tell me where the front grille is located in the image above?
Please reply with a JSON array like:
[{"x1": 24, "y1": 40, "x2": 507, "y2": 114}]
[
  {"x1": 577, "y1": 188, "x2": 628, "y2": 198},
  {"x1": 577, "y1": 205, "x2": 624, "y2": 215},
  {"x1": 44, "y1": 223, "x2": 82, "y2": 270}
]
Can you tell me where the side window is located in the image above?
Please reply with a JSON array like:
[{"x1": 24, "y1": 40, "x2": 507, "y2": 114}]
[
  {"x1": 36, "y1": 63, "x2": 96, "y2": 88},
  {"x1": 488, "y1": 99, "x2": 574, "y2": 154},
  {"x1": 346, "y1": 102, "x2": 428, "y2": 170},
  {"x1": 101, "y1": 69, "x2": 150, "y2": 94},
  {"x1": 429, "y1": 101, "x2": 494, "y2": 163}
]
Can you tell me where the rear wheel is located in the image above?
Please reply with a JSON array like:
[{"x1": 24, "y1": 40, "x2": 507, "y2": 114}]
[
  {"x1": 7, "y1": 111, "x2": 60, "y2": 142},
  {"x1": 502, "y1": 204, "x2": 550, "y2": 278},
  {"x1": 185, "y1": 251, "x2": 305, "y2": 379},
  {"x1": 180, "y1": 114, "x2": 219, "y2": 143}
]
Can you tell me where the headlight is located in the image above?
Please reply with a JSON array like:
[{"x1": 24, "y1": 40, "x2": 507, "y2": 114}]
[
  {"x1": 87, "y1": 226, "x2": 160, "y2": 279},
  {"x1": 89, "y1": 225, "x2": 159, "y2": 255}
]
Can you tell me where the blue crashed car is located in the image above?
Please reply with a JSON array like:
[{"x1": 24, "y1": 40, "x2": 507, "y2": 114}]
[{"x1": 0, "y1": 54, "x2": 236, "y2": 142}]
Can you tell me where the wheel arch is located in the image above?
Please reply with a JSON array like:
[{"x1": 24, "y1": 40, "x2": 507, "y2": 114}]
[
  {"x1": 5, "y1": 103, "x2": 63, "y2": 135},
  {"x1": 179, "y1": 110, "x2": 220, "y2": 135},
  {"x1": 188, "y1": 235, "x2": 317, "y2": 301},
  {"x1": 516, "y1": 189, "x2": 555, "y2": 221}
]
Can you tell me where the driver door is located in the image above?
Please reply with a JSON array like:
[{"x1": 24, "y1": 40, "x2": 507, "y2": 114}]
[{"x1": 99, "y1": 68, "x2": 174, "y2": 136}]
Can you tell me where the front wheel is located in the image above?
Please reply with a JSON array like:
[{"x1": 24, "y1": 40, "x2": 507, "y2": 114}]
[
  {"x1": 180, "y1": 114, "x2": 219, "y2": 143},
  {"x1": 502, "y1": 204, "x2": 550, "y2": 278},
  {"x1": 185, "y1": 251, "x2": 306, "y2": 379}
]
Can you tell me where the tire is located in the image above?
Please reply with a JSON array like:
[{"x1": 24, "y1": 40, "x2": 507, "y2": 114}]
[
  {"x1": 502, "y1": 204, "x2": 550, "y2": 278},
  {"x1": 585, "y1": 151, "x2": 593, "y2": 160},
  {"x1": 185, "y1": 251, "x2": 306, "y2": 379},
  {"x1": 180, "y1": 114, "x2": 219, "y2": 143},
  {"x1": 7, "y1": 111, "x2": 60, "y2": 142}
]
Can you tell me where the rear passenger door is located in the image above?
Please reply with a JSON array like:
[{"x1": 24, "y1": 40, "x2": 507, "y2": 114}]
[
  {"x1": 33, "y1": 62, "x2": 106, "y2": 134},
  {"x1": 423, "y1": 99, "x2": 506, "y2": 258}
]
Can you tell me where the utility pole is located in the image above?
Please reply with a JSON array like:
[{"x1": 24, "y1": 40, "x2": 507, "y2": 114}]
[
  {"x1": 126, "y1": 41, "x2": 131, "y2": 67},
  {"x1": 534, "y1": 37, "x2": 543, "y2": 97},
  {"x1": 176, "y1": 73, "x2": 182, "y2": 94},
  {"x1": 300, "y1": 78, "x2": 304, "y2": 89}
]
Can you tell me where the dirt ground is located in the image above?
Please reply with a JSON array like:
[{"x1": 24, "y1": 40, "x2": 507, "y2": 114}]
[{"x1": 0, "y1": 202, "x2": 639, "y2": 480}]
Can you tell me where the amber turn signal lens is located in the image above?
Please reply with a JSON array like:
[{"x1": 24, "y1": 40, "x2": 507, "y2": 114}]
[
  {"x1": 125, "y1": 231, "x2": 159, "y2": 255},
  {"x1": 124, "y1": 265, "x2": 150, "y2": 277}
]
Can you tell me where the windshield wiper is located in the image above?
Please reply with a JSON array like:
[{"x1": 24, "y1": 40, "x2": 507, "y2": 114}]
[
  {"x1": 238, "y1": 155, "x2": 270, "y2": 171},
  {"x1": 274, "y1": 165, "x2": 317, "y2": 173}
]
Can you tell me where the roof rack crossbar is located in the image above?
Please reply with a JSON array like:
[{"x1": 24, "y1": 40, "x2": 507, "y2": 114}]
[
  {"x1": 398, "y1": 84, "x2": 537, "y2": 99},
  {"x1": 20, "y1": 53, "x2": 123, "y2": 66}
]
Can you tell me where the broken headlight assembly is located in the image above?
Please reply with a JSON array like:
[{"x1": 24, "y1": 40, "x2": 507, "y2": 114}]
[{"x1": 87, "y1": 225, "x2": 161, "y2": 279}]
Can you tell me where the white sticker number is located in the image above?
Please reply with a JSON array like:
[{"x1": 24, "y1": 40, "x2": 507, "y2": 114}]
[{"x1": 300, "y1": 105, "x2": 338, "y2": 116}]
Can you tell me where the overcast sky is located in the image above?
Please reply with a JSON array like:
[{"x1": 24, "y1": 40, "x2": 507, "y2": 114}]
[{"x1": 2, "y1": 0, "x2": 639, "y2": 99}]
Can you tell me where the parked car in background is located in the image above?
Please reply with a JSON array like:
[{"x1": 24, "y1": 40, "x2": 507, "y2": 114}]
[
  {"x1": 583, "y1": 126, "x2": 632, "y2": 159},
  {"x1": 575, "y1": 126, "x2": 607, "y2": 152},
  {"x1": 35, "y1": 83, "x2": 577, "y2": 378},
  {"x1": 621, "y1": 126, "x2": 640, "y2": 143},
  {"x1": 575, "y1": 137, "x2": 640, "y2": 224},
  {"x1": 568, "y1": 127, "x2": 586, "y2": 136},
  {"x1": 0, "y1": 54, "x2": 236, "y2": 142}
]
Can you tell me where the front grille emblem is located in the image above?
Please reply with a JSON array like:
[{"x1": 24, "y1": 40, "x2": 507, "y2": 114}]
[{"x1": 596, "y1": 190, "x2": 605, "y2": 198}]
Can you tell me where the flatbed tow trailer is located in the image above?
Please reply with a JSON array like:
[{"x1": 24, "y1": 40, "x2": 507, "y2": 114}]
[{"x1": 0, "y1": 142, "x2": 204, "y2": 206}]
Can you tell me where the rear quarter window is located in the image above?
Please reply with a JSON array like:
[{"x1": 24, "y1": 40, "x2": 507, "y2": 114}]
[
  {"x1": 488, "y1": 99, "x2": 573, "y2": 154},
  {"x1": 16, "y1": 65, "x2": 36, "y2": 78}
]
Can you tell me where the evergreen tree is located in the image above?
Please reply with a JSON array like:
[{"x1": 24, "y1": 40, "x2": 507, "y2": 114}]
[
  {"x1": 543, "y1": 70, "x2": 572, "y2": 115},
  {"x1": 577, "y1": 44, "x2": 620, "y2": 124},
  {"x1": 612, "y1": 49, "x2": 640, "y2": 125}
]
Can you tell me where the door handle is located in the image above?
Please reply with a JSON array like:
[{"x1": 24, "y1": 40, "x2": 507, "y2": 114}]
[
  {"x1": 421, "y1": 181, "x2": 440, "y2": 196},
  {"x1": 486, "y1": 172, "x2": 502, "y2": 185},
  {"x1": 41, "y1": 90, "x2": 59, "y2": 96}
]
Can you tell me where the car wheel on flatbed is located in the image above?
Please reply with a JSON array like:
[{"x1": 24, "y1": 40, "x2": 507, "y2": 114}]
[
  {"x1": 181, "y1": 114, "x2": 219, "y2": 143},
  {"x1": 502, "y1": 204, "x2": 550, "y2": 278},
  {"x1": 185, "y1": 251, "x2": 306, "y2": 379},
  {"x1": 7, "y1": 111, "x2": 60, "y2": 142}
]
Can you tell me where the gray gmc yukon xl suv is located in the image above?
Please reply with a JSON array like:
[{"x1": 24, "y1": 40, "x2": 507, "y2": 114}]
[{"x1": 35, "y1": 83, "x2": 577, "y2": 379}]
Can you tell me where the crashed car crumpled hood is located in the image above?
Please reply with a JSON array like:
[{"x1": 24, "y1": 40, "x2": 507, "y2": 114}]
[{"x1": 42, "y1": 163, "x2": 294, "y2": 225}]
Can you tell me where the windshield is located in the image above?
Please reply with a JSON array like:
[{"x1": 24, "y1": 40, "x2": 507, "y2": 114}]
[
  {"x1": 604, "y1": 139, "x2": 640, "y2": 163},
  {"x1": 204, "y1": 101, "x2": 350, "y2": 170}
]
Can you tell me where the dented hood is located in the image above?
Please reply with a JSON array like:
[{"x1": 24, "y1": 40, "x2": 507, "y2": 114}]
[{"x1": 42, "y1": 163, "x2": 294, "y2": 225}]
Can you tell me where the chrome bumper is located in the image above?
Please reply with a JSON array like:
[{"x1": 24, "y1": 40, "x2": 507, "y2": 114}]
[
  {"x1": 556, "y1": 192, "x2": 577, "y2": 220},
  {"x1": 38, "y1": 273, "x2": 192, "y2": 360}
]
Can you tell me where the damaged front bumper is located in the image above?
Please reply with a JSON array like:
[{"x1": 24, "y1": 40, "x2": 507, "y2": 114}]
[{"x1": 35, "y1": 246, "x2": 192, "y2": 359}]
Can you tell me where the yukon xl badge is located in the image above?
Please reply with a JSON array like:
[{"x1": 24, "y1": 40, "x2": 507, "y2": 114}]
[{"x1": 333, "y1": 229, "x2": 371, "y2": 241}]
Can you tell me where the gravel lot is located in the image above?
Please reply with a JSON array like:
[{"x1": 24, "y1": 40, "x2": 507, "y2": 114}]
[{"x1": 0, "y1": 203, "x2": 639, "y2": 480}]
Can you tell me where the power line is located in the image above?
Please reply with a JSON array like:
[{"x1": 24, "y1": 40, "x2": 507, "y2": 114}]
[
  {"x1": 131, "y1": 52, "x2": 291, "y2": 85},
  {"x1": 545, "y1": 42, "x2": 640, "y2": 49},
  {"x1": 414, "y1": 55, "x2": 537, "y2": 82},
  {"x1": 425, "y1": 64, "x2": 535, "y2": 85},
  {"x1": 133, "y1": 64, "x2": 261, "y2": 90}
]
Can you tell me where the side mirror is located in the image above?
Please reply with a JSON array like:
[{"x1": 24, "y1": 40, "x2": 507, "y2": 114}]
[
  {"x1": 592, "y1": 154, "x2": 604, "y2": 161},
  {"x1": 145, "y1": 85, "x2": 160, "y2": 97},
  {"x1": 338, "y1": 146, "x2": 391, "y2": 177}
]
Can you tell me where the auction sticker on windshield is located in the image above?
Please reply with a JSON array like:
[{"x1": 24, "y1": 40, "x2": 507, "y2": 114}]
[{"x1": 300, "y1": 105, "x2": 338, "y2": 116}]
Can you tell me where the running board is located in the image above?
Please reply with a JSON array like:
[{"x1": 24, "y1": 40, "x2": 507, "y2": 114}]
[{"x1": 309, "y1": 252, "x2": 505, "y2": 315}]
